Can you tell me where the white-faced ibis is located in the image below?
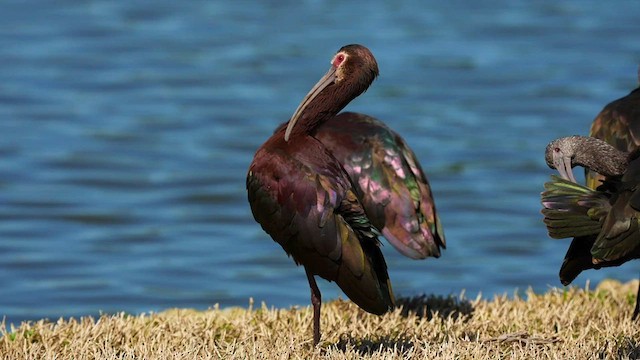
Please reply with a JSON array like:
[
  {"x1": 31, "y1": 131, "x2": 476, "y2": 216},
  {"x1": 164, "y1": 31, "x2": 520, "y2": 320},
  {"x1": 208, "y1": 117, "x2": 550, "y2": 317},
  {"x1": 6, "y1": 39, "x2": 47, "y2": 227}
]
[
  {"x1": 586, "y1": 73, "x2": 640, "y2": 189},
  {"x1": 541, "y1": 135, "x2": 640, "y2": 318},
  {"x1": 274, "y1": 112, "x2": 446, "y2": 259},
  {"x1": 247, "y1": 45, "x2": 403, "y2": 345}
]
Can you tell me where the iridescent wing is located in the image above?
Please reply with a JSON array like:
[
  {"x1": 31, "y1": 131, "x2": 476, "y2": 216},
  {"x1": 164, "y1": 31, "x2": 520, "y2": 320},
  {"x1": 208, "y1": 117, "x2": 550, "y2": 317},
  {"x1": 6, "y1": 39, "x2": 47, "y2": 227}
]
[
  {"x1": 541, "y1": 175, "x2": 611, "y2": 239},
  {"x1": 313, "y1": 112, "x2": 445, "y2": 260}
]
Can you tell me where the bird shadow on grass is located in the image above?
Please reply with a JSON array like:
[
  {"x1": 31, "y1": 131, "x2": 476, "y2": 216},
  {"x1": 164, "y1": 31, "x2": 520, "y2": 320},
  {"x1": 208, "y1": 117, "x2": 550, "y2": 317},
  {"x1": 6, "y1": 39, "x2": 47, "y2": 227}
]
[
  {"x1": 331, "y1": 294, "x2": 475, "y2": 356},
  {"x1": 599, "y1": 337, "x2": 640, "y2": 360},
  {"x1": 395, "y1": 293, "x2": 475, "y2": 320},
  {"x1": 332, "y1": 335, "x2": 415, "y2": 356}
]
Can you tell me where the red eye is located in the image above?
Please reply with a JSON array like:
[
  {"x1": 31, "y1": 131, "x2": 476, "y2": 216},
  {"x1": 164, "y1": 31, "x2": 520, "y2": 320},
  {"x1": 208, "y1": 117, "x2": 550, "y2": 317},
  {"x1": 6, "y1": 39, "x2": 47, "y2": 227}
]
[
  {"x1": 554, "y1": 147, "x2": 560, "y2": 152},
  {"x1": 333, "y1": 54, "x2": 345, "y2": 67}
]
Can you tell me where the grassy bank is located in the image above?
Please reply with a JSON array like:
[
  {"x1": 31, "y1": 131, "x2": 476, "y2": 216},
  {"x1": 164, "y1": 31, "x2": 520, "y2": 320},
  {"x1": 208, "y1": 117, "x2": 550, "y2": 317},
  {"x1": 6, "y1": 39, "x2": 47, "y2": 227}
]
[{"x1": 1, "y1": 280, "x2": 640, "y2": 359}]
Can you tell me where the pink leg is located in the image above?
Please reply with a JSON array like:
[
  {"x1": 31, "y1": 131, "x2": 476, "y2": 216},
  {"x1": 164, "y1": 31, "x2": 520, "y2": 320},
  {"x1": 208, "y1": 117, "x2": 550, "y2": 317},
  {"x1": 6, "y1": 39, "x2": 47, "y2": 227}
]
[
  {"x1": 305, "y1": 268, "x2": 322, "y2": 345},
  {"x1": 633, "y1": 278, "x2": 640, "y2": 320}
]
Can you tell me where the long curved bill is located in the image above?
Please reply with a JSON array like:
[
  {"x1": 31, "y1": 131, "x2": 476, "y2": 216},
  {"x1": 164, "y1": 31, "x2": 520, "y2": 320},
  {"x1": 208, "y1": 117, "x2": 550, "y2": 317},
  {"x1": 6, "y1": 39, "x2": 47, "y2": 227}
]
[
  {"x1": 553, "y1": 152, "x2": 577, "y2": 183},
  {"x1": 284, "y1": 66, "x2": 337, "y2": 142}
]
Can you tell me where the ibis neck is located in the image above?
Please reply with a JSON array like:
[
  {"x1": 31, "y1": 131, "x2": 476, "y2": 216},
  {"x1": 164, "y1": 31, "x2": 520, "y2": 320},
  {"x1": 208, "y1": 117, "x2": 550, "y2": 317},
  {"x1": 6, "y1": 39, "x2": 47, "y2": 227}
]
[
  {"x1": 286, "y1": 90, "x2": 352, "y2": 139},
  {"x1": 575, "y1": 136, "x2": 628, "y2": 176}
]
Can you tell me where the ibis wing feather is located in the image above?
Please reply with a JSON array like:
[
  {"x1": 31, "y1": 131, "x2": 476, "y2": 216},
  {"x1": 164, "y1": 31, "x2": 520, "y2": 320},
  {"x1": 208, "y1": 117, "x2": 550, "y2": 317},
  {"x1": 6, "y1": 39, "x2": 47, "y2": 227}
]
[
  {"x1": 540, "y1": 175, "x2": 611, "y2": 239},
  {"x1": 587, "y1": 87, "x2": 640, "y2": 189},
  {"x1": 314, "y1": 112, "x2": 445, "y2": 260},
  {"x1": 559, "y1": 235, "x2": 599, "y2": 286},
  {"x1": 591, "y1": 156, "x2": 640, "y2": 262},
  {"x1": 559, "y1": 235, "x2": 631, "y2": 285},
  {"x1": 333, "y1": 190, "x2": 394, "y2": 314}
]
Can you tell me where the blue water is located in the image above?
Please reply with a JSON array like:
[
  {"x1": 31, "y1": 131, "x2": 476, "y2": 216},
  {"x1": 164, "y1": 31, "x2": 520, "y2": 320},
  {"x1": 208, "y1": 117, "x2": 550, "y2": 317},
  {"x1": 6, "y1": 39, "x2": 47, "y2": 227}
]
[{"x1": 1, "y1": 1, "x2": 639, "y2": 326}]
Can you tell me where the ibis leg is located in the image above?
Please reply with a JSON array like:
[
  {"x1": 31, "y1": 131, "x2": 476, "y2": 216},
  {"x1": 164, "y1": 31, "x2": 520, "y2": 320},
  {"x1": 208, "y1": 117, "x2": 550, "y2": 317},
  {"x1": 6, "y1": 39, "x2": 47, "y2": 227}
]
[
  {"x1": 633, "y1": 277, "x2": 640, "y2": 320},
  {"x1": 305, "y1": 268, "x2": 322, "y2": 345}
]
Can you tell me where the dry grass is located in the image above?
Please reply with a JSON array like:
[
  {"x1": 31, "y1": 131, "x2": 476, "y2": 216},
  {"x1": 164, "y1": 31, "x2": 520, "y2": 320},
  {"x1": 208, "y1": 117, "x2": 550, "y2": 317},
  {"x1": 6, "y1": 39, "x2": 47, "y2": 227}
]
[{"x1": 2, "y1": 280, "x2": 640, "y2": 359}]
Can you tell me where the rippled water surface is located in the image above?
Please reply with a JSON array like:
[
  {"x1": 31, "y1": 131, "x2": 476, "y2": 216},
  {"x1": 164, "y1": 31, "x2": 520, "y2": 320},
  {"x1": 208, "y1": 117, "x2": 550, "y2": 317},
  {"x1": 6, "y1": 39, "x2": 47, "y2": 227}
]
[{"x1": 1, "y1": 1, "x2": 639, "y2": 325}]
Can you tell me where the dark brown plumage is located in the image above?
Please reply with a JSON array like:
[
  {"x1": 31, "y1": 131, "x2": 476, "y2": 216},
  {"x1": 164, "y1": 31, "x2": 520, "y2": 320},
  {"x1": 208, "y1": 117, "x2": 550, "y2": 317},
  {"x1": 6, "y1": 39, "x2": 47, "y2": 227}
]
[
  {"x1": 586, "y1": 79, "x2": 640, "y2": 189},
  {"x1": 247, "y1": 45, "x2": 395, "y2": 345},
  {"x1": 556, "y1": 73, "x2": 640, "y2": 317},
  {"x1": 542, "y1": 135, "x2": 640, "y2": 318}
]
